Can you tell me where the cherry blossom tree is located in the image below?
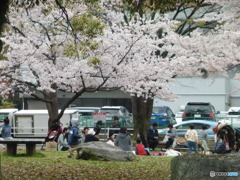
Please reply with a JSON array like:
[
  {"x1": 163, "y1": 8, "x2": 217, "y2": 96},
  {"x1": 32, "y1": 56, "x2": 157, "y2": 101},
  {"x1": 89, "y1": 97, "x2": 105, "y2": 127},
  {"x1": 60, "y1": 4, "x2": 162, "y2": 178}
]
[
  {"x1": 0, "y1": 0, "x2": 177, "y2": 128},
  {"x1": 163, "y1": 0, "x2": 240, "y2": 78},
  {"x1": 1, "y1": 0, "x2": 237, "y2": 135}
]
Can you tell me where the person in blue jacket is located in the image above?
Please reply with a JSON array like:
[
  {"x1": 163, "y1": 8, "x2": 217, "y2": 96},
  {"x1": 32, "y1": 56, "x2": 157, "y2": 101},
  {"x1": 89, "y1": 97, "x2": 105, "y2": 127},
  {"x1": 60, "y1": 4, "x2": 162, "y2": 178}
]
[
  {"x1": 68, "y1": 118, "x2": 81, "y2": 158},
  {"x1": 1, "y1": 117, "x2": 12, "y2": 139}
]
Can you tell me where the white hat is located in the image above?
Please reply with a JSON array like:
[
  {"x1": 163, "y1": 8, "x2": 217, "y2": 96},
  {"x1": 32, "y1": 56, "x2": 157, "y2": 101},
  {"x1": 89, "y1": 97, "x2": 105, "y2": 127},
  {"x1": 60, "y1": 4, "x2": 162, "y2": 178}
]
[{"x1": 71, "y1": 118, "x2": 79, "y2": 127}]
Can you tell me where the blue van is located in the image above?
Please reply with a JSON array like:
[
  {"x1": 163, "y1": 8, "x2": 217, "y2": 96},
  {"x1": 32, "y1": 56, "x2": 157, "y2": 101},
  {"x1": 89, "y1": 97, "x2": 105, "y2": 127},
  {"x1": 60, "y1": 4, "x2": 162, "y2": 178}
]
[{"x1": 151, "y1": 106, "x2": 177, "y2": 128}]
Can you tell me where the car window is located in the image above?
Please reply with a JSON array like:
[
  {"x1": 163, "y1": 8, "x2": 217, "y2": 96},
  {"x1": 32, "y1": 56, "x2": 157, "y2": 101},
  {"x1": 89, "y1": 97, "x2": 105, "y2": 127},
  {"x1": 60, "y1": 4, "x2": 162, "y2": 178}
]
[
  {"x1": 99, "y1": 109, "x2": 119, "y2": 115},
  {"x1": 152, "y1": 107, "x2": 164, "y2": 114},
  {"x1": 176, "y1": 123, "x2": 210, "y2": 129},
  {"x1": 176, "y1": 124, "x2": 190, "y2": 129},
  {"x1": 166, "y1": 108, "x2": 173, "y2": 117},
  {"x1": 185, "y1": 105, "x2": 211, "y2": 113},
  {"x1": 193, "y1": 123, "x2": 208, "y2": 129},
  {"x1": 228, "y1": 112, "x2": 240, "y2": 115}
]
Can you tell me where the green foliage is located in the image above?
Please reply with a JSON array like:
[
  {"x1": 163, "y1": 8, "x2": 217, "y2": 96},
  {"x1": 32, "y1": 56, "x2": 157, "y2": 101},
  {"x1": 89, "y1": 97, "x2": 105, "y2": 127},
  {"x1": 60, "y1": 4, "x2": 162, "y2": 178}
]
[
  {"x1": 71, "y1": 14, "x2": 105, "y2": 39},
  {"x1": 88, "y1": 56, "x2": 101, "y2": 66},
  {"x1": 63, "y1": 40, "x2": 101, "y2": 59},
  {"x1": 63, "y1": 44, "x2": 78, "y2": 58},
  {"x1": 195, "y1": 21, "x2": 206, "y2": 27},
  {"x1": 84, "y1": 0, "x2": 100, "y2": 4},
  {"x1": 0, "y1": 97, "x2": 21, "y2": 109},
  {"x1": 122, "y1": 0, "x2": 200, "y2": 19},
  {"x1": 1, "y1": 150, "x2": 173, "y2": 179},
  {"x1": 0, "y1": 100, "x2": 16, "y2": 109}
]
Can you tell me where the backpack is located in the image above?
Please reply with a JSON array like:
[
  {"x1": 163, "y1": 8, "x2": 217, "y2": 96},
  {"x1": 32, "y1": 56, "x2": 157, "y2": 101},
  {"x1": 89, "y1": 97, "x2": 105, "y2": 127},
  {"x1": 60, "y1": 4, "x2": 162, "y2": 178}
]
[{"x1": 214, "y1": 142, "x2": 226, "y2": 154}]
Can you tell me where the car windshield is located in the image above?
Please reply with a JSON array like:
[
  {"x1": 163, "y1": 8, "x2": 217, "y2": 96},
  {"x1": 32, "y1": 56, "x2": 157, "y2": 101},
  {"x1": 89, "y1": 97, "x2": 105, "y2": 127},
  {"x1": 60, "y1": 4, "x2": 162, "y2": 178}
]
[
  {"x1": 152, "y1": 107, "x2": 164, "y2": 114},
  {"x1": 185, "y1": 105, "x2": 210, "y2": 113},
  {"x1": 100, "y1": 109, "x2": 119, "y2": 115},
  {"x1": 0, "y1": 113, "x2": 8, "y2": 122}
]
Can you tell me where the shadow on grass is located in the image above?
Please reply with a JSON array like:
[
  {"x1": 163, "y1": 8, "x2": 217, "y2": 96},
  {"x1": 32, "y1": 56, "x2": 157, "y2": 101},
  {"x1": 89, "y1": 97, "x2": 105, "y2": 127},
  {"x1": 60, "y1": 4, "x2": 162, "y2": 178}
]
[{"x1": 0, "y1": 150, "x2": 46, "y2": 157}]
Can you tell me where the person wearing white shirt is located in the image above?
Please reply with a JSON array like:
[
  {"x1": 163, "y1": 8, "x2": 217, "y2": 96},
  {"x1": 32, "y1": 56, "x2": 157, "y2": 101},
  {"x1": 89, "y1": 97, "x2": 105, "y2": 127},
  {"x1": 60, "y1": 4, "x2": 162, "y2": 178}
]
[
  {"x1": 185, "y1": 124, "x2": 198, "y2": 154},
  {"x1": 106, "y1": 132, "x2": 115, "y2": 146}
]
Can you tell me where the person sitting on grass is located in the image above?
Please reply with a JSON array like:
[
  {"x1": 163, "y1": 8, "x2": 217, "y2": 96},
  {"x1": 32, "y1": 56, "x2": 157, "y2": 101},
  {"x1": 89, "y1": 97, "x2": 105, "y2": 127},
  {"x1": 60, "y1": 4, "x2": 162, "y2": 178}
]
[
  {"x1": 68, "y1": 118, "x2": 81, "y2": 158},
  {"x1": 57, "y1": 127, "x2": 70, "y2": 151},
  {"x1": 115, "y1": 127, "x2": 132, "y2": 151},
  {"x1": 80, "y1": 127, "x2": 89, "y2": 143},
  {"x1": 165, "y1": 124, "x2": 178, "y2": 149},
  {"x1": 135, "y1": 138, "x2": 147, "y2": 155},
  {"x1": 85, "y1": 127, "x2": 101, "y2": 143},
  {"x1": 147, "y1": 123, "x2": 159, "y2": 151},
  {"x1": 106, "y1": 131, "x2": 115, "y2": 146}
]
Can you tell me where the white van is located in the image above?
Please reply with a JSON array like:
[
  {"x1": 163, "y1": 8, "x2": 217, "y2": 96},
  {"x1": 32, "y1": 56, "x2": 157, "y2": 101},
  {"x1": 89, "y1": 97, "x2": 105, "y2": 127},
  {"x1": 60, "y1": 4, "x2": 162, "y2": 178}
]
[{"x1": 12, "y1": 109, "x2": 78, "y2": 138}]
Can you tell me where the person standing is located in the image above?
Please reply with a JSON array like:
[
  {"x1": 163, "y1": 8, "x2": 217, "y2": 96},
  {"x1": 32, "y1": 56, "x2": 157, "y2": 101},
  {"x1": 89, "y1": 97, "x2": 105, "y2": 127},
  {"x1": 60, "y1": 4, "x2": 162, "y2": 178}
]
[
  {"x1": 185, "y1": 124, "x2": 198, "y2": 154},
  {"x1": 165, "y1": 124, "x2": 178, "y2": 149},
  {"x1": 147, "y1": 123, "x2": 159, "y2": 151},
  {"x1": 1, "y1": 117, "x2": 12, "y2": 139},
  {"x1": 115, "y1": 127, "x2": 132, "y2": 151},
  {"x1": 199, "y1": 124, "x2": 209, "y2": 154},
  {"x1": 68, "y1": 119, "x2": 81, "y2": 158}
]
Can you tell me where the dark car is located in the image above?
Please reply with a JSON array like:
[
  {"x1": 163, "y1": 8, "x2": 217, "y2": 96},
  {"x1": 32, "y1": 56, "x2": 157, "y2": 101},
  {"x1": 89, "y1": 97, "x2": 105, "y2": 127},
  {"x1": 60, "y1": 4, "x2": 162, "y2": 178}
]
[
  {"x1": 182, "y1": 102, "x2": 217, "y2": 121},
  {"x1": 151, "y1": 106, "x2": 176, "y2": 129}
]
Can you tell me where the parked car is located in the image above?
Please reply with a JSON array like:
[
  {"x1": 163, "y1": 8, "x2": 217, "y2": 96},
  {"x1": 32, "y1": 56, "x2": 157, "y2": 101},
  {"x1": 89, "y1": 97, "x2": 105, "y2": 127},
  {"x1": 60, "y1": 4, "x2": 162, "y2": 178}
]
[
  {"x1": 67, "y1": 107, "x2": 100, "y2": 113},
  {"x1": 98, "y1": 106, "x2": 133, "y2": 127},
  {"x1": 216, "y1": 111, "x2": 228, "y2": 122},
  {"x1": 220, "y1": 107, "x2": 240, "y2": 128},
  {"x1": 182, "y1": 102, "x2": 217, "y2": 121},
  {"x1": 158, "y1": 120, "x2": 219, "y2": 149},
  {"x1": 175, "y1": 111, "x2": 183, "y2": 124},
  {"x1": 151, "y1": 106, "x2": 176, "y2": 129}
]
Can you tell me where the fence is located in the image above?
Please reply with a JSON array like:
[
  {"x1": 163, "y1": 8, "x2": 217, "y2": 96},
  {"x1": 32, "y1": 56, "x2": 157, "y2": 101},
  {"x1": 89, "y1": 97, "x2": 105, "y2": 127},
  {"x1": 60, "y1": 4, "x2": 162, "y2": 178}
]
[
  {"x1": 152, "y1": 115, "x2": 240, "y2": 129},
  {"x1": 78, "y1": 115, "x2": 134, "y2": 128}
]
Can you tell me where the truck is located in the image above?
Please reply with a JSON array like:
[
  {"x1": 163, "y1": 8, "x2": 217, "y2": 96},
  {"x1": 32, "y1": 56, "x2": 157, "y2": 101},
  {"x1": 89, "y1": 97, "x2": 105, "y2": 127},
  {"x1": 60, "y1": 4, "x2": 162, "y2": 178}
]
[{"x1": 0, "y1": 109, "x2": 78, "y2": 138}]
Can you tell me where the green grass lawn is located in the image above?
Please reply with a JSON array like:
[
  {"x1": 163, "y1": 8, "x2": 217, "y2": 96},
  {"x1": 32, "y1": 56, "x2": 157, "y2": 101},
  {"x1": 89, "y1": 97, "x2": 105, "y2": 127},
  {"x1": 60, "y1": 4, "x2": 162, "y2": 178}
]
[{"x1": 0, "y1": 150, "x2": 173, "y2": 180}]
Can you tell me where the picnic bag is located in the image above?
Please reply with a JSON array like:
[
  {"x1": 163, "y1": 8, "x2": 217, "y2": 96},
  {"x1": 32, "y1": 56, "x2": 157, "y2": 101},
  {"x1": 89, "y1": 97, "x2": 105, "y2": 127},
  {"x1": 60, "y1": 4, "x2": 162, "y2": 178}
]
[
  {"x1": 46, "y1": 141, "x2": 57, "y2": 151},
  {"x1": 214, "y1": 142, "x2": 226, "y2": 154},
  {"x1": 165, "y1": 149, "x2": 181, "y2": 156}
]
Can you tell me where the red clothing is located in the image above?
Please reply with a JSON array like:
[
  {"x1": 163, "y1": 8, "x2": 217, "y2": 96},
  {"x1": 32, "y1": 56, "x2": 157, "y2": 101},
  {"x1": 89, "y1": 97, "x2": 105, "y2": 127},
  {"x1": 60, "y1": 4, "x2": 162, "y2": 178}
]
[{"x1": 135, "y1": 144, "x2": 146, "y2": 155}]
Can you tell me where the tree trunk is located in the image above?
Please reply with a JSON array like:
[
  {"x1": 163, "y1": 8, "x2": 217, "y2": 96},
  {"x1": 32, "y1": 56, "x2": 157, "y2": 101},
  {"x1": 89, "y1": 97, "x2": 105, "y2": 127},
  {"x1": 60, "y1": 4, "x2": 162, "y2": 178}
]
[
  {"x1": 45, "y1": 91, "x2": 59, "y2": 129},
  {"x1": 131, "y1": 95, "x2": 153, "y2": 140},
  {"x1": 0, "y1": 0, "x2": 9, "y2": 35}
]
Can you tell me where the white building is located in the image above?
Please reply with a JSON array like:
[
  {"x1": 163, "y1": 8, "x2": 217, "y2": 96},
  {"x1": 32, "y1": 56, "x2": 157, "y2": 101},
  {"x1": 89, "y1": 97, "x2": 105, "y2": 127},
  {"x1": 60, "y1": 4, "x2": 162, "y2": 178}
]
[{"x1": 23, "y1": 73, "x2": 240, "y2": 113}]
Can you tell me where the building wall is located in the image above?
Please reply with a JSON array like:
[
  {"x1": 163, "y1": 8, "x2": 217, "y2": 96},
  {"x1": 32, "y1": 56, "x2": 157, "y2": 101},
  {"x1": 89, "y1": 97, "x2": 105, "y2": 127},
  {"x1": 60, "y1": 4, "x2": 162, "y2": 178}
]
[
  {"x1": 154, "y1": 77, "x2": 230, "y2": 113},
  {"x1": 25, "y1": 76, "x2": 240, "y2": 113},
  {"x1": 26, "y1": 90, "x2": 132, "y2": 112}
]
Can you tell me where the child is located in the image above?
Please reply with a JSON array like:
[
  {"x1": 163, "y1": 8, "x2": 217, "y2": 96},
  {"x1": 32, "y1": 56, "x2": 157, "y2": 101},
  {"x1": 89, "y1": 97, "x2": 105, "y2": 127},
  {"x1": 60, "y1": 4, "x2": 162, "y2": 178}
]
[
  {"x1": 135, "y1": 138, "x2": 146, "y2": 155},
  {"x1": 185, "y1": 124, "x2": 198, "y2": 154},
  {"x1": 199, "y1": 125, "x2": 209, "y2": 154}
]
